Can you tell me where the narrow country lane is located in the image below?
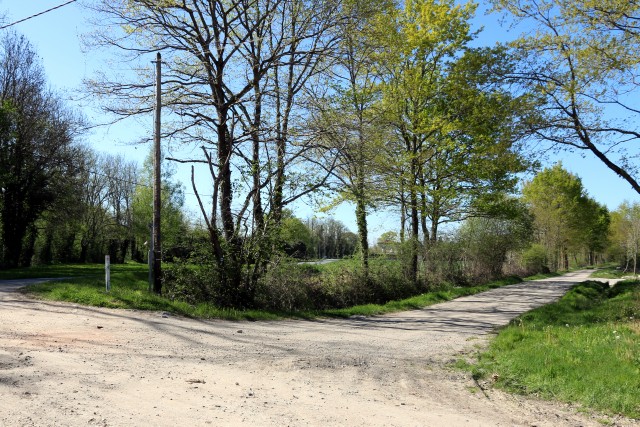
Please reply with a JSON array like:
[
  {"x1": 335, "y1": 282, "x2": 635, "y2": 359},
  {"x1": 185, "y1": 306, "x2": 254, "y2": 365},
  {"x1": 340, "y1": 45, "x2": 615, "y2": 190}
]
[{"x1": 0, "y1": 271, "x2": 633, "y2": 426}]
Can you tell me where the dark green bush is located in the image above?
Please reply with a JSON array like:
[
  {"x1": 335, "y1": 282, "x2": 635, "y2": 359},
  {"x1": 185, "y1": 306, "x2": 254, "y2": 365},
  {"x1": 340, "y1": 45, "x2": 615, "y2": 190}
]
[{"x1": 163, "y1": 261, "x2": 220, "y2": 305}]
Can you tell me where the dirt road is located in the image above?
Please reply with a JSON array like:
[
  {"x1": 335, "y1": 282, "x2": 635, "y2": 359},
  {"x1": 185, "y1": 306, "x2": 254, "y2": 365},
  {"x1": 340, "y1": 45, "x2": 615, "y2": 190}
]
[{"x1": 0, "y1": 271, "x2": 635, "y2": 426}]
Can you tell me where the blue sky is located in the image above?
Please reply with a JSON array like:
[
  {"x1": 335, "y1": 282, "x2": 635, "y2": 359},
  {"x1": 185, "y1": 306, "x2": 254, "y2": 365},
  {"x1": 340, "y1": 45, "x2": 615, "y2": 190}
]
[{"x1": 2, "y1": 0, "x2": 639, "y2": 241}]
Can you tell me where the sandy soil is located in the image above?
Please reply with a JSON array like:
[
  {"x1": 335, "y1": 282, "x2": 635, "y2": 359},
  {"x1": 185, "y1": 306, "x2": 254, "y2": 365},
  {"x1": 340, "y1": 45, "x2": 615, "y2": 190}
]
[{"x1": 0, "y1": 271, "x2": 636, "y2": 427}]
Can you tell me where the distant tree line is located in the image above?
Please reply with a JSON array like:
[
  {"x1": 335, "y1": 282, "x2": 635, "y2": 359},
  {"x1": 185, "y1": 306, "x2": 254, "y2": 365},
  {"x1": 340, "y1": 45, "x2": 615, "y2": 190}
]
[
  {"x1": 279, "y1": 213, "x2": 357, "y2": 260},
  {"x1": 370, "y1": 164, "x2": 612, "y2": 283}
]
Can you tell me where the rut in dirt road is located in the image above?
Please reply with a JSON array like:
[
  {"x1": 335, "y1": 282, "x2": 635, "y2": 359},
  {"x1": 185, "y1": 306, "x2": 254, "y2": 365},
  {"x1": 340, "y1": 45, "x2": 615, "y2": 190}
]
[{"x1": 1, "y1": 269, "x2": 629, "y2": 427}]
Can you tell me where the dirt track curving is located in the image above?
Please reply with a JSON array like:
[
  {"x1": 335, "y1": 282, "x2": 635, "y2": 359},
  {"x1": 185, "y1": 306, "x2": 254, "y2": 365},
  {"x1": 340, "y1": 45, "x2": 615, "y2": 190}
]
[{"x1": 0, "y1": 271, "x2": 636, "y2": 426}]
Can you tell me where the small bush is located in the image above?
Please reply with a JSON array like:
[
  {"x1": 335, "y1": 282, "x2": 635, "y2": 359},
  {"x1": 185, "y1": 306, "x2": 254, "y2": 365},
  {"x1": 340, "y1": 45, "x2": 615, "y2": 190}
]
[
  {"x1": 163, "y1": 261, "x2": 220, "y2": 305},
  {"x1": 254, "y1": 261, "x2": 319, "y2": 311},
  {"x1": 521, "y1": 244, "x2": 548, "y2": 275},
  {"x1": 423, "y1": 240, "x2": 466, "y2": 285}
]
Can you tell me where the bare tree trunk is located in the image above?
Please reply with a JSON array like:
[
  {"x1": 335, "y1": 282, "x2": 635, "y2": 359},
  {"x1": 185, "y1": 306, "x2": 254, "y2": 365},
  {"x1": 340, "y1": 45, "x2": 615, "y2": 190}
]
[
  {"x1": 409, "y1": 154, "x2": 420, "y2": 286},
  {"x1": 355, "y1": 182, "x2": 369, "y2": 273},
  {"x1": 399, "y1": 178, "x2": 406, "y2": 243}
]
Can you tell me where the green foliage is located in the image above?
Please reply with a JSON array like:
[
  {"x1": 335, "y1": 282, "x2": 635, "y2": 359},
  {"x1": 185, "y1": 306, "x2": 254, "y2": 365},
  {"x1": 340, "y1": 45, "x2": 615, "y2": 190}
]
[
  {"x1": 132, "y1": 149, "x2": 188, "y2": 262},
  {"x1": 374, "y1": 231, "x2": 400, "y2": 255},
  {"x1": 520, "y1": 243, "x2": 549, "y2": 275},
  {"x1": 255, "y1": 258, "x2": 417, "y2": 311},
  {"x1": 162, "y1": 261, "x2": 220, "y2": 305},
  {"x1": 609, "y1": 201, "x2": 640, "y2": 273},
  {"x1": 522, "y1": 163, "x2": 610, "y2": 271},
  {"x1": 473, "y1": 280, "x2": 640, "y2": 418},
  {"x1": 423, "y1": 238, "x2": 466, "y2": 285},
  {"x1": 305, "y1": 217, "x2": 358, "y2": 259},
  {"x1": 457, "y1": 205, "x2": 534, "y2": 281},
  {"x1": 280, "y1": 213, "x2": 314, "y2": 259},
  {"x1": 0, "y1": 34, "x2": 81, "y2": 268}
]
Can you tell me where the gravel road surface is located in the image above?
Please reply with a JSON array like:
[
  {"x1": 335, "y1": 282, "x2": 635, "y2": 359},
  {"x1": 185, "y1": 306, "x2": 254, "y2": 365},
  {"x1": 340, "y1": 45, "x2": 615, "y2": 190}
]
[{"x1": 0, "y1": 271, "x2": 635, "y2": 426}]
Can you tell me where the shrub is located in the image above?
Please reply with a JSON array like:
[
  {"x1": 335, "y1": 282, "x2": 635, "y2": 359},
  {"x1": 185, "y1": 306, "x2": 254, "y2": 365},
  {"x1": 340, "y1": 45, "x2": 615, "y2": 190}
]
[
  {"x1": 521, "y1": 244, "x2": 549, "y2": 275},
  {"x1": 254, "y1": 261, "x2": 319, "y2": 311},
  {"x1": 251, "y1": 258, "x2": 419, "y2": 312},
  {"x1": 163, "y1": 261, "x2": 220, "y2": 305},
  {"x1": 423, "y1": 240, "x2": 466, "y2": 286}
]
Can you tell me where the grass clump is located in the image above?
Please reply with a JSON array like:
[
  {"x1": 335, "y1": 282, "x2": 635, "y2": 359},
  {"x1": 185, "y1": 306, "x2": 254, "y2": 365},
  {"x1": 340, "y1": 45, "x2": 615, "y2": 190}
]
[{"x1": 472, "y1": 280, "x2": 640, "y2": 419}]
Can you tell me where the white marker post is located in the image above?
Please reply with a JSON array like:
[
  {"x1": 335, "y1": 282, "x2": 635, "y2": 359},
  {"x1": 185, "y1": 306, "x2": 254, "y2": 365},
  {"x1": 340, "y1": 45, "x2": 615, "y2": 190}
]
[{"x1": 105, "y1": 255, "x2": 111, "y2": 292}]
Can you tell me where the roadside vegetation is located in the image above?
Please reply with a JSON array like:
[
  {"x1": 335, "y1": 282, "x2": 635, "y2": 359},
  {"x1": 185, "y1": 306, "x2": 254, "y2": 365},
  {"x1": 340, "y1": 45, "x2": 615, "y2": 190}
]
[
  {"x1": 17, "y1": 261, "x2": 520, "y2": 320},
  {"x1": 590, "y1": 265, "x2": 638, "y2": 280},
  {"x1": 466, "y1": 280, "x2": 640, "y2": 419}
]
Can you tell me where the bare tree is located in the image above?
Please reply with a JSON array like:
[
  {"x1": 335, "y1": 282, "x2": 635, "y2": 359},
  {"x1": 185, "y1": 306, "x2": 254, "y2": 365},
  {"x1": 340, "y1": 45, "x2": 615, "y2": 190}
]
[{"x1": 86, "y1": 0, "x2": 343, "y2": 305}]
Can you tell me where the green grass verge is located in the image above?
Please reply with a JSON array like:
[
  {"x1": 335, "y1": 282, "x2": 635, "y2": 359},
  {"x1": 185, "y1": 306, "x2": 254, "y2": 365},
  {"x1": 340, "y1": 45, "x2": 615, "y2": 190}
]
[
  {"x1": 590, "y1": 266, "x2": 637, "y2": 279},
  {"x1": 20, "y1": 264, "x2": 278, "y2": 321},
  {"x1": 0, "y1": 263, "x2": 108, "y2": 280},
  {"x1": 14, "y1": 263, "x2": 522, "y2": 321},
  {"x1": 470, "y1": 280, "x2": 640, "y2": 419}
]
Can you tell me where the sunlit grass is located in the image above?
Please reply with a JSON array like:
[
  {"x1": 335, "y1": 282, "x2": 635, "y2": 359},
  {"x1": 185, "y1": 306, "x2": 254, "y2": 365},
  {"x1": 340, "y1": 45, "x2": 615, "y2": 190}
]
[
  {"x1": 523, "y1": 271, "x2": 562, "y2": 280},
  {"x1": 590, "y1": 266, "x2": 637, "y2": 280},
  {"x1": 470, "y1": 280, "x2": 640, "y2": 419},
  {"x1": 316, "y1": 276, "x2": 522, "y2": 318}
]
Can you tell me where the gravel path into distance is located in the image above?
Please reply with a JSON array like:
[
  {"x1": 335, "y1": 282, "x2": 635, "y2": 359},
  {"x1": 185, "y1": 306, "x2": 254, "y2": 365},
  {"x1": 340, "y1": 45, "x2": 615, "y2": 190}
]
[{"x1": 0, "y1": 271, "x2": 635, "y2": 426}]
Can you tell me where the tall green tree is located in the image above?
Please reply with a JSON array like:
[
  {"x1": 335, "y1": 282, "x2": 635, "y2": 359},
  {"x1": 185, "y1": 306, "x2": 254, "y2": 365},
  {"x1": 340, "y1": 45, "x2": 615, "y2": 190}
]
[
  {"x1": 610, "y1": 201, "x2": 640, "y2": 274},
  {"x1": 311, "y1": 0, "x2": 394, "y2": 274},
  {"x1": 375, "y1": 0, "x2": 478, "y2": 284},
  {"x1": 417, "y1": 47, "x2": 533, "y2": 243},
  {"x1": 522, "y1": 164, "x2": 608, "y2": 270},
  {"x1": 0, "y1": 33, "x2": 81, "y2": 268},
  {"x1": 372, "y1": 0, "x2": 533, "y2": 285}
]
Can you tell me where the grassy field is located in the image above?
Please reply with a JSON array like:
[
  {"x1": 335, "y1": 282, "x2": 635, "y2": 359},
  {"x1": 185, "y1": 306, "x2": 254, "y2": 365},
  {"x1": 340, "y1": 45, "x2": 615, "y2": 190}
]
[
  {"x1": 3, "y1": 261, "x2": 521, "y2": 320},
  {"x1": 467, "y1": 280, "x2": 640, "y2": 419}
]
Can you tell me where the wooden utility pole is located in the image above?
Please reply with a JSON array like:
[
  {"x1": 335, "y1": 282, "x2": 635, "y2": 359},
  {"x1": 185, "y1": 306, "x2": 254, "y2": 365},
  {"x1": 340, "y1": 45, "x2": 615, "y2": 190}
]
[{"x1": 152, "y1": 52, "x2": 162, "y2": 294}]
